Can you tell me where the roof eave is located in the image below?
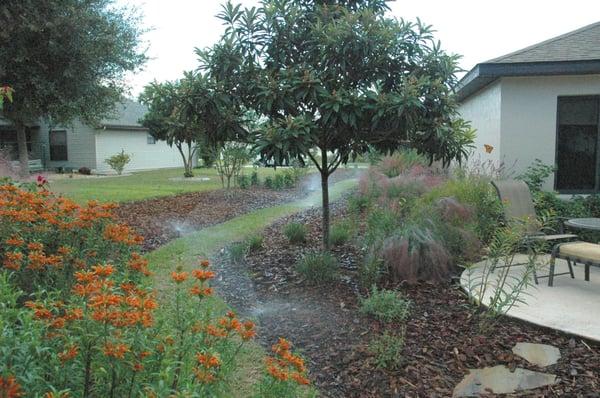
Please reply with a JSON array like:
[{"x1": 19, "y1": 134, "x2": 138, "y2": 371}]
[{"x1": 456, "y1": 59, "x2": 600, "y2": 102}]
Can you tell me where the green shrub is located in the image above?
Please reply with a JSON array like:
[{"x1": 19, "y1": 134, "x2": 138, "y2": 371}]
[
  {"x1": 104, "y1": 149, "x2": 131, "y2": 175},
  {"x1": 329, "y1": 221, "x2": 353, "y2": 246},
  {"x1": 264, "y1": 176, "x2": 274, "y2": 189},
  {"x1": 229, "y1": 242, "x2": 247, "y2": 263},
  {"x1": 246, "y1": 235, "x2": 263, "y2": 253},
  {"x1": 284, "y1": 222, "x2": 307, "y2": 244},
  {"x1": 358, "y1": 251, "x2": 384, "y2": 290},
  {"x1": 365, "y1": 207, "x2": 399, "y2": 246},
  {"x1": 296, "y1": 252, "x2": 338, "y2": 285},
  {"x1": 273, "y1": 174, "x2": 286, "y2": 190},
  {"x1": 359, "y1": 286, "x2": 411, "y2": 323},
  {"x1": 250, "y1": 170, "x2": 260, "y2": 186},
  {"x1": 238, "y1": 174, "x2": 250, "y2": 189},
  {"x1": 282, "y1": 171, "x2": 295, "y2": 188},
  {"x1": 368, "y1": 331, "x2": 405, "y2": 370},
  {"x1": 348, "y1": 195, "x2": 370, "y2": 214},
  {"x1": 517, "y1": 159, "x2": 555, "y2": 192}
]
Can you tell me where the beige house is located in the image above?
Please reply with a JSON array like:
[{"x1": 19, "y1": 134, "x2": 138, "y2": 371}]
[
  {"x1": 457, "y1": 22, "x2": 600, "y2": 193},
  {"x1": 0, "y1": 99, "x2": 184, "y2": 173}
]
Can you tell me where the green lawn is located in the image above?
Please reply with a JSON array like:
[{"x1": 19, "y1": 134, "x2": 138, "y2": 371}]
[{"x1": 50, "y1": 167, "x2": 280, "y2": 203}]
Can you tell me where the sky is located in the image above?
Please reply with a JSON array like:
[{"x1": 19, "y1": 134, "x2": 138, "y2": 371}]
[{"x1": 120, "y1": 0, "x2": 600, "y2": 97}]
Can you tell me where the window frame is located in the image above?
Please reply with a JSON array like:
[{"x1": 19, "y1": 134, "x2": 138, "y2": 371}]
[
  {"x1": 49, "y1": 129, "x2": 68, "y2": 161},
  {"x1": 554, "y1": 95, "x2": 600, "y2": 194}
]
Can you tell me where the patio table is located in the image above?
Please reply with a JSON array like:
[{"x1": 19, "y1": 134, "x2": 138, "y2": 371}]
[{"x1": 564, "y1": 218, "x2": 600, "y2": 232}]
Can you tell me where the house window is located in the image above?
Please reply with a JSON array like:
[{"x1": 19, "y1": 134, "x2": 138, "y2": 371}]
[
  {"x1": 49, "y1": 130, "x2": 68, "y2": 161},
  {"x1": 147, "y1": 133, "x2": 156, "y2": 144},
  {"x1": 555, "y1": 96, "x2": 600, "y2": 193}
]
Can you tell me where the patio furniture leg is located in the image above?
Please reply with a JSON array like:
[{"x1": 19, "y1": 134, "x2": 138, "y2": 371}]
[
  {"x1": 548, "y1": 246, "x2": 559, "y2": 287},
  {"x1": 567, "y1": 259, "x2": 574, "y2": 278},
  {"x1": 585, "y1": 263, "x2": 590, "y2": 282}
]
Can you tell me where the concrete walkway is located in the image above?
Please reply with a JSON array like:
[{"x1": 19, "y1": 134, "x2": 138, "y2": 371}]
[{"x1": 461, "y1": 254, "x2": 600, "y2": 342}]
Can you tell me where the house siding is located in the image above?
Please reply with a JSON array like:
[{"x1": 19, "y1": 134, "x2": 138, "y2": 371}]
[
  {"x1": 500, "y1": 75, "x2": 600, "y2": 190},
  {"x1": 458, "y1": 80, "x2": 503, "y2": 165},
  {"x1": 44, "y1": 120, "x2": 97, "y2": 170},
  {"x1": 94, "y1": 129, "x2": 182, "y2": 173}
]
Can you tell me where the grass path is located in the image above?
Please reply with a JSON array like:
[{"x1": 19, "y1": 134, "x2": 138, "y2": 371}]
[{"x1": 144, "y1": 178, "x2": 357, "y2": 397}]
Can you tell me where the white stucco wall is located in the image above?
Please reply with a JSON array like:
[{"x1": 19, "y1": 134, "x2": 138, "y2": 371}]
[
  {"x1": 458, "y1": 81, "x2": 502, "y2": 165},
  {"x1": 94, "y1": 130, "x2": 182, "y2": 173},
  {"x1": 500, "y1": 75, "x2": 600, "y2": 190}
]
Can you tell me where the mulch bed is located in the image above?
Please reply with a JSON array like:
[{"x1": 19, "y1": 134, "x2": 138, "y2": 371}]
[
  {"x1": 213, "y1": 201, "x2": 600, "y2": 397},
  {"x1": 113, "y1": 187, "x2": 297, "y2": 251}
]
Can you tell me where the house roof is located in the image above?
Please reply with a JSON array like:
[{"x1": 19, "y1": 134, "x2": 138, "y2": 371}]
[
  {"x1": 99, "y1": 99, "x2": 149, "y2": 131},
  {"x1": 457, "y1": 21, "x2": 600, "y2": 102}
]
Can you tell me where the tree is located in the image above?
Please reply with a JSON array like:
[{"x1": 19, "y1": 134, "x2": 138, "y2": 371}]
[
  {"x1": 204, "y1": 0, "x2": 475, "y2": 248},
  {"x1": 139, "y1": 72, "x2": 246, "y2": 178},
  {"x1": 0, "y1": 0, "x2": 146, "y2": 173}
]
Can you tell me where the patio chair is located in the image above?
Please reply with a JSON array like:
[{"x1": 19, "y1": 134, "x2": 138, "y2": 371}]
[
  {"x1": 491, "y1": 179, "x2": 578, "y2": 283},
  {"x1": 548, "y1": 241, "x2": 600, "y2": 286}
]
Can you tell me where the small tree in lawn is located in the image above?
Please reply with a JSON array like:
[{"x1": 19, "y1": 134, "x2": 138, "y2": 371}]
[
  {"x1": 139, "y1": 72, "x2": 246, "y2": 178},
  {"x1": 214, "y1": 142, "x2": 253, "y2": 188},
  {"x1": 204, "y1": 1, "x2": 475, "y2": 249},
  {"x1": 0, "y1": 0, "x2": 146, "y2": 173},
  {"x1": 105, "y1": 149, "x2": 131, "y2": 175}
]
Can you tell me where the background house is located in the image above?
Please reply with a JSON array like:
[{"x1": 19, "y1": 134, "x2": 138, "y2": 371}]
[
  {"x1": 0, "y1": 99, "x2": 184, "y2": 173},
  {"x1": 457, "y1": 22, "x2": 600, "y2": 193}
]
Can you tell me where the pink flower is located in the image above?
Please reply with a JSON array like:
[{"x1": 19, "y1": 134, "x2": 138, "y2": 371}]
[{"x1": 36, "y1": 175, "x2": 48, "y2": 187}]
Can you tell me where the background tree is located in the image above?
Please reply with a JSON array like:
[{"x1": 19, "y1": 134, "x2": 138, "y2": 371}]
[
  {"x1": 139, "y1": 72, "x2": 246, "y2": 178},
  {"x1": 0, "y1": 0, "x2": 146, "y2": 173},
  {"x1": 204, "y1": 0, "x2": 475, "y2": 248}
]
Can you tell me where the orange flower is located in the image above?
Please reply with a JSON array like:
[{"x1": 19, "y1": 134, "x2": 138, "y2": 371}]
[
  {"x1": 189, "y1": 285, "x2": 212, "y2": 297},
  {"x1": 2, "y1": 252, "x2": 23, "y2": 271},
  {"x1": 128, "y1": 253, "x2": 151, "y2": 276},
  {"x1": 91, "y1": 264, "x2": 115, "y2": 277},
  {"x1": 57, "y1": 246, "x2": 72, "y2": 256},
  {"x1": 44, "y1": 392, "x2": 70, "y2": 398},
  {"x1": 103, "y1": 342, "x2": 129, "y2": 359},
  {"x1": 191, "y1": 269, "x2": 215, "y2": 281},
  {"x1": 0, "y1": 374, "x2": 24, "y2": 397},
  {"x1": 193, "y1": 368, "x2": 216, "y2": 383},
  {"x1": 5, "y1": 235, "x2": 24, "y2": 247},
  {"x1": 171, "y1": 271, "x2": 188, "y2": 283},
  {"x1": 199, "y1": 259, "x2": 210, "y2": 268},
  {"x1": 291, "y1": 372, "x2": 310, "y2": 385},
  {"x1": 206, "y1": 325, "x2": 227, "y2": 338},
  {"x1": 196, "y1": 353, "x2": 221, "y2": 368},
  {"x1": 239, "y1": 320, "x2": 256, "y2": 341},
  {"x1": 132, "y1": 363, "x2": 144, "y2": 372},
  {"x1": 58, "y1": 345, "x2": 79, "y2": 363},
  {"x1": 27, "y1": 242, "x2": 44, "y2": 251}
]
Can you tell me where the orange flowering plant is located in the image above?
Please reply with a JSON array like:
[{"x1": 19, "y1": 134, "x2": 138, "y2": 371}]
[{"x1": 0, "y1": 182, "x2": 310, "y2": 397}]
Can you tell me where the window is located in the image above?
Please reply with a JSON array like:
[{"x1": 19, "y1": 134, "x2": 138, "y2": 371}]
[
  {"x1": 555, "y1": 96, "x2": 600, "y2": 193},
  {"x1": 49, "y1": 130, "x2": 68, "y2": 161},
  {"x1": 147, "y1": 133, "x2": 156, "y2": 144}
]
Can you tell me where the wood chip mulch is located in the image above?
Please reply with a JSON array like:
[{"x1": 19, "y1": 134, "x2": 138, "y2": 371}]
[{"x1": 213, "y1": 201, "x2": 600, "y2": 398}]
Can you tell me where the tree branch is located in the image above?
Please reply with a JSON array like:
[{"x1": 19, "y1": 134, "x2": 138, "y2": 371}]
[{"x1": 307, "y1": 151, "x2": 323, "y2": 173}]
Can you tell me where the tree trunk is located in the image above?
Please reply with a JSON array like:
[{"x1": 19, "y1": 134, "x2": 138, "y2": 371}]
[
  {"x1": 321, "y1": 148, "x2": 330, "y2": 250},
  {"x1": 15, "y1": 121, "x2": 29, "y2": 176}
]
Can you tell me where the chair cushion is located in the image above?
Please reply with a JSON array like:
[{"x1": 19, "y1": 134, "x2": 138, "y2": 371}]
[{"x1": 559, "y1": 242, "x2": 600, "y2": 263}]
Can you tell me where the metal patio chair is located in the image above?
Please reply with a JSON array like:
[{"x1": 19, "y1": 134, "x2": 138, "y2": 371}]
[{"x1": 491, "y1": 179, "x2": 578, "y2": 284}]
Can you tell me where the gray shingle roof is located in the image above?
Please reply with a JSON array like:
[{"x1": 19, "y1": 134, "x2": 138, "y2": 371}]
[
  {"x1": 99, "y1": 99, "x2": 148, "y2": 130},
  {"x1": 487, "y1": 21, "x2": 600, "y2": 64}
]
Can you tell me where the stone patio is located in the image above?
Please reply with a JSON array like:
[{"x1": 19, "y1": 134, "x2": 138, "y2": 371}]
[{"x1": 461, "y1": 254, "x2": 600, "y2": 342}]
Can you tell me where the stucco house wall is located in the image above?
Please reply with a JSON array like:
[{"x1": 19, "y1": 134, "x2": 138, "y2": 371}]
[
  {"x1": 500, "y1": 74, "x2": 600, "y2": 191},
  {"x1": 458, "y1": 81, "x2": 502, "y2": 165},
  {"x1": 94, "y1": 129, "x2": 182, "y2": 173},
  {"x1": 40, "y1": 120, "x2": 98, "y2": 171}
]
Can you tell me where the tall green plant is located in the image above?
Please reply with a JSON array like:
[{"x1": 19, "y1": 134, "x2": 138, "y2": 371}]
[{"x1": 201, "y1": 1, "x2": 475, "y2": 248}]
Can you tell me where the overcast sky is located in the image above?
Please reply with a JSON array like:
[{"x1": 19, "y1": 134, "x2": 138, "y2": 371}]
[{"x1": 120, "y1": 0, "x2": 600, "y2": 97}]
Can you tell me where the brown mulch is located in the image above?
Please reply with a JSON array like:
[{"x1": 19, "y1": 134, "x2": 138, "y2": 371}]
[
  {"x1": 212, "y1": 201, "x2": 600, "y2": 397},
  {"x1": 113, "y1": 188, "x2": 298, "y2": 251}
]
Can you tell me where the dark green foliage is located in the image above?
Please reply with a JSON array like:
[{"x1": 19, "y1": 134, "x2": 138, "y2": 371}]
[
  {"x1": 264, "y1": 176, "x2": 274, "y2": 189},
  {"x1": 368, "y1": 331, "x2": 406, "y2": 370},
  {"x1": 365, "y1": 207, "x2": 400, "y2": 246},
  {"x1": 329, "y1": 221, "x2": 353, "y2": 246},
  {"x1": 78, "y1": 167, "x2": 91, "y2": 175},
  {"x1": 237, "y1": 175, "x2": 250, "y2": 189},
  {"x1": 358, "y1": 251, "x2": 385, "y2": 290},
  {"x1": 1, "y1": 0, "x2": 146, "y2": 171},
  {"x1": 246, "y1": 235, "x2": 263, "y2": 253},
  {"x1": 360, "y1": 286, "x2": 411, "y2": 323},
  {"x1": 273, "y1": 174, "x2": 286, "y2": 190},
  {"x1": 282, "y1": 171, "x2": 295, "y2": 189},
  {"x1": 228, "y1": 242, "x2": 247, "y2": 264},
  {"x1": 284, "y1": 222, "x2": 307, "y2": 244},
  {"x1": 517, "y1": 159, "x2": 555, "y2": 192},
  {"x1": 296, "y1": 252, "x2": 338, "y2": 285},
  {"x1": 250, "y1": 171, "x2": 260, "y2": 186}
]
